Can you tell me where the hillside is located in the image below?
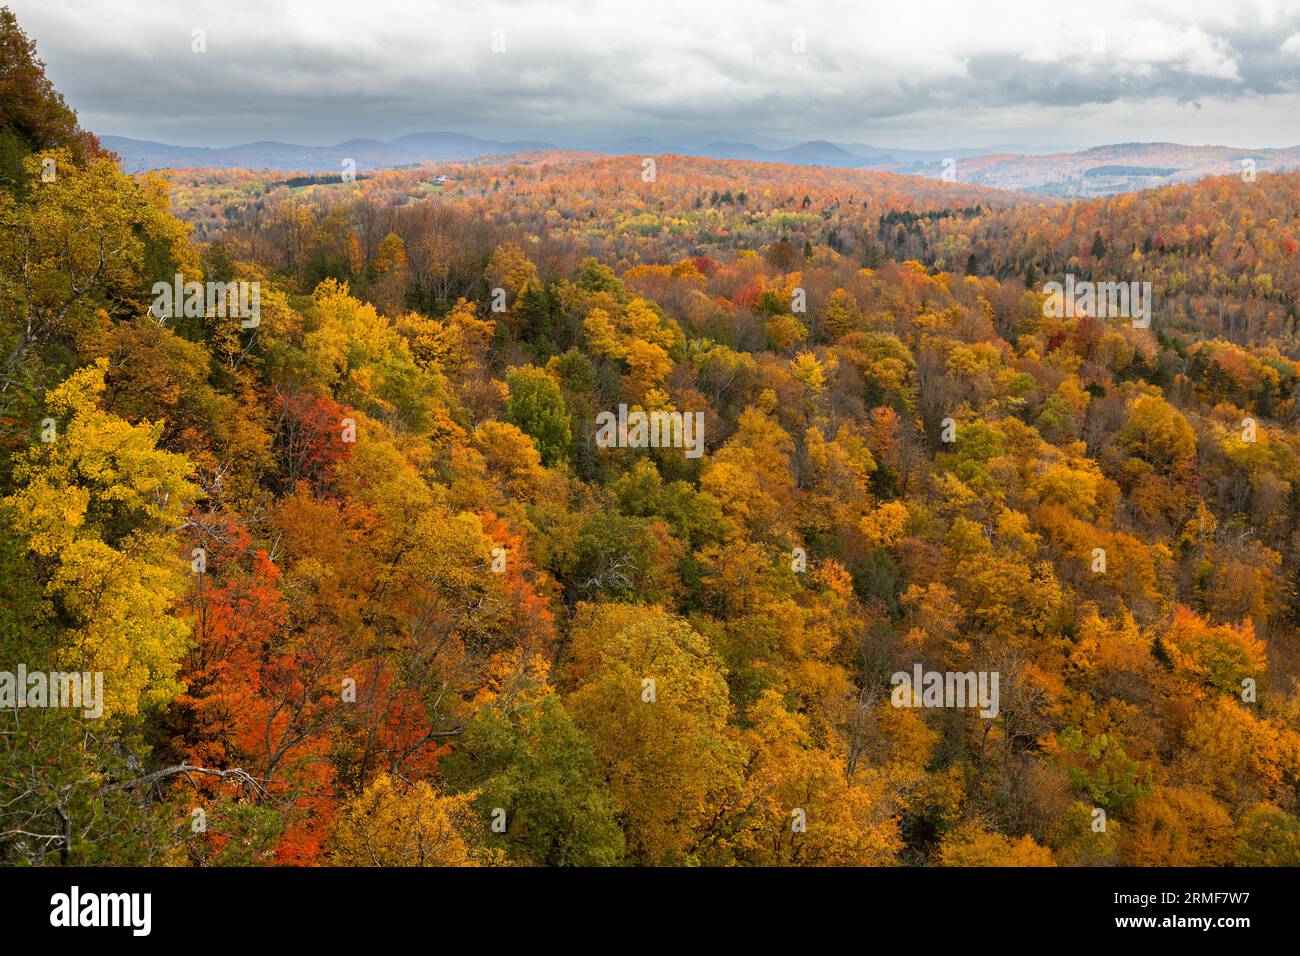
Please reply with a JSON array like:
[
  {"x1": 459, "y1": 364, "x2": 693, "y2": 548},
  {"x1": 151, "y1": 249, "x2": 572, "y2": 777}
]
[{"x1": 3, "y1": 6, "x2": 1300, "y2": 871}]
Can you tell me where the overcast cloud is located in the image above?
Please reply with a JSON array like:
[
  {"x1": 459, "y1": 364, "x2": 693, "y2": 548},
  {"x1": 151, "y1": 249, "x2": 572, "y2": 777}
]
[{"x1": 10, "y1": 0, "x2": 1300, "y2": 149}]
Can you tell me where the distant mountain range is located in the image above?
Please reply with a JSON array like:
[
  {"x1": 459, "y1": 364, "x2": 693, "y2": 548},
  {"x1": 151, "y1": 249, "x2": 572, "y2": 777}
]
[
  {"x1": 902, "y1": 142, "x2": 1300, "y2": 196},
  {"x1": 102, "y1": 131, "x2": 554, "y2": 174},
  {"x1": 102, "y1": 131, "x2": 1051, "y2": 174},
  {"x1": 102, "y1": 132, "x2": 1300, "y2": 197}
]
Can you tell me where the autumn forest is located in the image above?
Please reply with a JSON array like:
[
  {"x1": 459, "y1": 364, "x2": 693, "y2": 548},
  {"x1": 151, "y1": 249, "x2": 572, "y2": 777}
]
[{"x1": 3, "y1": 6, "x2": 1300, "y2": 871}]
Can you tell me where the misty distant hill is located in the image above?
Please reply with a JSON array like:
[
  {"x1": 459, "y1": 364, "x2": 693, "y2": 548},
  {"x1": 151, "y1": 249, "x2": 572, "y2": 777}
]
[
  {"x1": 100, "y1": 131, "x2": 975, "y2": 173},
  {"x1": 102, "y1": 131, "x2": 556, "y2": 173},
  {"x1": 102, "y1": 132, "x2": 1300, "y2": 197},
  {"x1": 902, "y1": 142, "x2": 1300, "y2": 196},
  {"x1": 102, "y1": 130, "x2": 1069, "y2": 175}
]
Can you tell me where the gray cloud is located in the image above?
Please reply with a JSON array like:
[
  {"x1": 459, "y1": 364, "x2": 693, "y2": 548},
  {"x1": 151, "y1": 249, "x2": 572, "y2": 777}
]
[{"x1": 10, "y1": 0, "x2": 1300, "y2": 149}]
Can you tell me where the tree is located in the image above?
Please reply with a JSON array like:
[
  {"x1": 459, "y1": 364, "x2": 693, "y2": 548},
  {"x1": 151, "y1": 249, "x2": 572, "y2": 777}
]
[
  {"x1": 0, "y1": 7, "x2": 96, "y2": 181},
  {"x1": 441, "y1": 695, "x2": 624, "y2": 865},
  {"x1": 505, "y1": 365, "x2": 571, "y2": 466},
  {"x1": 819, "y1": 288, "x2": 862, "y2": 341},
  {"x1": 370, "y1": 232, "x2": 409, "y2": 315},
  {"x1": 0, "y1": 150, "x2": 192, "y2": 401},
  {"x1": 565, "y1": 603, "x2": 740, "y2": 864},
  {"x1": 1157, "y1": 605, "x2": 1267, "y2": 697},
  {"x1": 486, "y1": 241, "x2": 539, "y2": 301},
  {"x1": 329, "y1": 774, "x2": 502, "y2": 866},
  {"x1": 3, "y1": 360, "x2": 199, "y2": 717},
  {"x1": 937, "y1": 824, "x2": 1056, "y2": 866},
  {"x1": 731, "y1": 691, "x2": 900, "y2": 865}
]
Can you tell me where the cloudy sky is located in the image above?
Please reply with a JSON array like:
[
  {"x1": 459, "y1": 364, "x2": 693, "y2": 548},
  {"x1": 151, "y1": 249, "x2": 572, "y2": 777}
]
[{"x1": 12, "y1": 0, "x2": 1300, "y2": 150}]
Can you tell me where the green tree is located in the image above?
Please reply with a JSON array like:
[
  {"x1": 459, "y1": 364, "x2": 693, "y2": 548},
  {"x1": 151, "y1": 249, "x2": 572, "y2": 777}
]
[
  {"x1": 506, "y1": 364, "x2": 571, "y2": 466},
  {"x1": 442, "y1": 695, "x2": 624, "y2": 865}
]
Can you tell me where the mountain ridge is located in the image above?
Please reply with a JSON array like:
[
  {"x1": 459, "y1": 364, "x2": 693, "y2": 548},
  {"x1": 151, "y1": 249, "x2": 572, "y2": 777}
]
[{"x1": 101, "y1": 132, "x2": 1300, "y2": 197}]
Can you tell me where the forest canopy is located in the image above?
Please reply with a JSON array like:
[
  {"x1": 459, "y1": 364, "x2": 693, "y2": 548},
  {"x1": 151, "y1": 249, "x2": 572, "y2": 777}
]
[{"x1": 2, "y1": 6, "x2": 1299, "y2": 868}]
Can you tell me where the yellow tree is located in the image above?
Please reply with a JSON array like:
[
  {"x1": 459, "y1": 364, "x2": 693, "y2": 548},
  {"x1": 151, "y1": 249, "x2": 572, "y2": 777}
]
[
  {"x1": 732, "y1": 690, "x2": 900, "y2": 865},
  {"x1": 1158, "y1": 605, "x2": 1267, "y2": 697},
  {"x1": 370, "y1": 232, "x2": 409, "y2": 316},
  {"x1": 329, "y1": 774, "x2": 502, "y2": 866},
  {"x1": 1122, "y1": 786, "x2": 1234, "y2": 865},
  {"x1": 564, "y1": 603, "x2": 740, "y2": 864},
  {"x1": 937, "y1": 823, "x2": 1057, "y2": 866},
  {"x1": 3, "y1": 359, "x2": 199, "y2": 716},
  {"x1": 700, "y1": 403, "x2": 796, "y2": 541},
  {"x1": 0, "y1": 149, "x2": 194, "y2": 392}
]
